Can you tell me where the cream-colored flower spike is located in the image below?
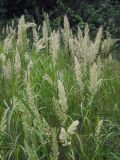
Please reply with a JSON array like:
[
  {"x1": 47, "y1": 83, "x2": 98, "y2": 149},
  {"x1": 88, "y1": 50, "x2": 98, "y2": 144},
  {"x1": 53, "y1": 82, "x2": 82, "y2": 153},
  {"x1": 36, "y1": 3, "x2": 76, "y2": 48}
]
[
  {"x1": 58, "y1": 80, "x2": 68, "y2": 113},
  {"x1": 3, "y1": 34, "x2": 14, "y2": 54},
  {"x1": 50, "y1": 128, "x2": 59, "y2": 159},
  {"x1": 109, "y1": 54, "x2": 113, "y2": 63},
  {"x1": 69, "y1": 37, "x2": 74, "y2": 55},
  {"x1": 91, "y1": 26, "x2": 103, "y2": 62},
  {"x1": 42, "y1": 20, "x2": 49, "y2": 49},
  {"x1": 2, "y1": 60, "x2": 12, "y2": 79},
  {"x1": 0, "y1": 108, "x2": 9, "y2": 132},
  {"x1": 17, "y1": 16, "x2": 26, "y2": 46},
  {"x1": 82, "y1": 23, "x2": 90, "y2": 62},
  {"x1": 53, "y1": 97, "x2": 67, "y2": 124},
  {"x1": 83, "y1": 23, "x2": 90, "y2": 48},
  {"x1": 0, "y1": 53, "x2": 6, "y2": 62},
  {"x1": 33, "y1": 26, "x2": 45, "y2": 52},
  {"x1": 77, "y1": 26, "x2": 83, "y2": 42},
  {"x1": 102, "y1": 36, "x2": 116, "y2": 56},
  {"x1": 95, "y1": 119, "x2": 103, "y2": 139},
  {"x1": 63, "y1": 15, "x2": 70, "y2": 53},
  {"x1": 14, "y1": 51, "x2": 21, "y2": 74},
  {"x1": 32, "y1": 27, "x2": 39, "y2": 45},
  {"x1": 94, "y1": 27, "x2": 103, "y2": 49},
  {"x1": 74, "y1": 56, "x2": 83, "y2": 88},
  {"x1": 67, "y1": 120, "x2": 79, "y2": 135},
  {"x1": 89, "y1": 63, "x2": 102, "y2": 95},
  {"x1": 49, "y1": 30, "x2": 60, "y2": 66},
  {"x1": 59, "y1": 120, "x2": 79, "y2": 146},
  {"x1": 43, "y1": 74, "x2": 54, "y2": 86},
  {"x1": 25, "y1": 22, "x2": 36, "y2": 30},
  {"x1": 36, "y1": 39, "x2": 45, "y2": 53},
  {"x1": 59, "y1": 127, "x2": 69, "y2": 146},
  {"x1": 17, "y1": 15, "x2": 36, "y2": 47},
  {"x1": 6, "y1": 24, "x2": 9, "y2": 34}
]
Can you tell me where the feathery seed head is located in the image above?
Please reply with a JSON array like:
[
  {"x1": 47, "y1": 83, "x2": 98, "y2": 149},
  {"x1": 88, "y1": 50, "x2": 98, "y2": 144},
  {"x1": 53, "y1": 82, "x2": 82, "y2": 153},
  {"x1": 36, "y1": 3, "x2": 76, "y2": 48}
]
[
  {"x1": 14, "y1": 51, "x2": 21, "y2": 74},
  {"x1": 108, "y1": 54, "x2": 113, "y2": 63},
  {"x1": 53, "y1": 97, "x2": 67, "y2": 124},
  {"x1": 17, "y1": 16, "x2": 36, "y2": 47},
  {"x1": 59, "y1": 127, "x2": 67, "y2": 142},
  {"x1": 58, "y1": 80, "x2": 68, "y2": 113},
  {"x1": 95, "y1": 119, "x2": 103, "y2": 139},
  {"x1": 42, "y1": 20, "x2": 49, "y2": 49},
  {"x1": 32, "y1": 27, "x2": 39, "y2": 45},
  {"x1": 43, "y1": 74, "x2": 54, "y2": 86},
  {"x1": 67, "y1": 120, "x2": 79, "y2": 135},
  {"x1": 63, "y1": 15, "x2": 70, "y2": 53},
  {"x1": 25, "y1": 22, "x2": 36, "y2": 30},
  {"x1": 59, "y1": 120, "x2": 79, "y2": 146},
  {"x1": 28, "y1": 60, "x2": 33, "y2": 69},
  {"x1": 59, "y1": 127, "x2": 68, "y2": 144},
  {"x1": 89, "y1": 63, "x2": 102, "y2": 95},
  {"x1": 74, "y1": 56, "x2": 83, "y2": 88},
  {"x1": 2, "y1": 60, "x2": 12, "y2": 79},
  {"x1": 0, "y1": 53, "x2": 6, "y2": 62},
  {"x1": 92, "y1": 26, "x2": 103, "y2": 60},
  {"x1": 50, "y1": 128, "x2": 59, "y2": 159},
  {"x1": 77, "y1": 26, "x2": 83, "y2": 41},
  {"x1": 59, "y1": 127, "x2": 71, "y2": 146},
  {"x1": 102, "y1": 36, "x2": 116, "y2": 57},
  {"x1": 3, "y1": 34, "x2": 14, "y2": 54},
  {"x1": 0, "y1": 108, "x2": 9, "y2": 132},
  {"x1": 35, "y1": 38, "x2": 45, "y2": 53},
  {"x1": 49, "y1": 30, "x2": 60, "y2": 66}
]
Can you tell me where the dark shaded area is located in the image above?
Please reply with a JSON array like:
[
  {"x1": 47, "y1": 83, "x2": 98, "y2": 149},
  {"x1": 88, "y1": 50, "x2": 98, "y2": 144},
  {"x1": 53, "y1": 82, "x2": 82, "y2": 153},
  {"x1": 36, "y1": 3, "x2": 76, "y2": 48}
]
[
  {"x1": 0, "y1": 0, "x2": 56, "y2": 18},
  {"x1": 0, "y1": 0, "x2": 120, "y2": 38}
]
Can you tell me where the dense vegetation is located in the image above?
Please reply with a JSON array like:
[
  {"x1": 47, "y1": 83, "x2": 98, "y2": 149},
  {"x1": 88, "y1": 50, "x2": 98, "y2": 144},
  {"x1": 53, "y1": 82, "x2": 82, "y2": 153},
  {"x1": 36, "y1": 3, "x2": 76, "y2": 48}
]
[
  {"x1": 0, "y1": 0, "x2": 120, "y2": 38},
  {"x1": 0, "y1": 15, "x2": 120, "y2": 160}
]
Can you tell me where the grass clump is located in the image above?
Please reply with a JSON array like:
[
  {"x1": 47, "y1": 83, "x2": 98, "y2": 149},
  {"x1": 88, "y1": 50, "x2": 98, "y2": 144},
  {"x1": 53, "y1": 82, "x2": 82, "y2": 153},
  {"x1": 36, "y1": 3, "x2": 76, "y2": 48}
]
[{"x1": 0, "y1": 15, "x2": 120, "y2": 160}]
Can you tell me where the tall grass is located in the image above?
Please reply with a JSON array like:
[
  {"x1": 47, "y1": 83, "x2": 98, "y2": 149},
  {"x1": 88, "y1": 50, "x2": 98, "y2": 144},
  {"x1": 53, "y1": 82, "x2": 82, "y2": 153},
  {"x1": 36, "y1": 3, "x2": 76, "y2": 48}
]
[{"x1": 0, "y1": 15, "x2": 120, "y2": 160}]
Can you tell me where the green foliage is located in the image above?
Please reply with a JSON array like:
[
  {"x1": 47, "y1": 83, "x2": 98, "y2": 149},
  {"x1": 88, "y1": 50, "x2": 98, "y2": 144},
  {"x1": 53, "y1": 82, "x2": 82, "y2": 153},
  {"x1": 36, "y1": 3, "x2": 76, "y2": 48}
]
[{"x1": 0, "y1": 0, "x2": 120, "y2": 39}]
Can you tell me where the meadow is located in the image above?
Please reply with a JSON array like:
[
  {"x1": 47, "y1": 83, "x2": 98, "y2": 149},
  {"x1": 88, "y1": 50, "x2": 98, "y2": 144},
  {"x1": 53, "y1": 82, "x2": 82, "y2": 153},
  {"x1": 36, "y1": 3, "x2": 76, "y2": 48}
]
[{"x1": 0, "y1": 15, "x2": 120, "y2": 160}]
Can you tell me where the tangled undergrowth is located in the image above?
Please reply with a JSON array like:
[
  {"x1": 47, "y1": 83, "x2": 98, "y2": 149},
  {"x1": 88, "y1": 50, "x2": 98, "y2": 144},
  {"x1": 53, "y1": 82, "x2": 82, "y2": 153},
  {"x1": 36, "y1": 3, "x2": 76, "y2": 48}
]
[{"x1": 0, "y1": 15, "x2": 120, "y2": 160}]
